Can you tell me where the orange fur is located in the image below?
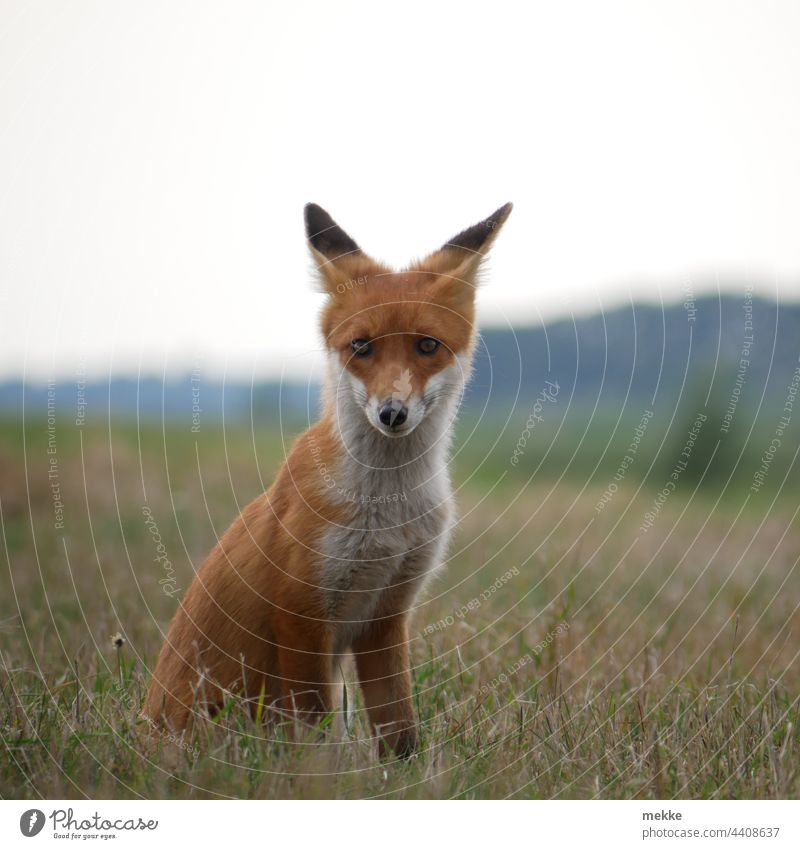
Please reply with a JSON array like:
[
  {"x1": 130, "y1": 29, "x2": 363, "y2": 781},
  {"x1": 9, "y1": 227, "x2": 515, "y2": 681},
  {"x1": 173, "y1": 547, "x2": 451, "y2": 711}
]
[{"x1": 143, "y1": 202, "x2": 512, "y2": 757}]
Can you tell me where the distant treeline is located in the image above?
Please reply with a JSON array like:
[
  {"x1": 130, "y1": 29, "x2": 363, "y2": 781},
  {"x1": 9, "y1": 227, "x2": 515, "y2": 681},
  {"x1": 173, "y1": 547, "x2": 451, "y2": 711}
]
[{"x1": 3, "y1": 294, "x2": 799, "y2": 496}]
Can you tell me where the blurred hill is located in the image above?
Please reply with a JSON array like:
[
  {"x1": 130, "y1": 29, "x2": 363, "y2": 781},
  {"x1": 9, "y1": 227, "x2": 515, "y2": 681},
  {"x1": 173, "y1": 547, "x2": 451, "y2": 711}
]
[
  {"x1": 2, "y1": 294, "x2": 799, "y2": 495},
  {"x1": 469, "y1": 293, "x2": 798, "y2": 409},
  {"x1": 3, "y1": 294, "x2": 798, "y2": 422}
]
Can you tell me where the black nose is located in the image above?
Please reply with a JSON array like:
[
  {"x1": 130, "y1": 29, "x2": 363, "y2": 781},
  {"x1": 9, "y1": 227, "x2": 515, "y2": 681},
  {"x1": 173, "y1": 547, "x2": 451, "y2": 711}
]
[{"x1": 379, "y1": 400, "x2": 408, "y2": 428}]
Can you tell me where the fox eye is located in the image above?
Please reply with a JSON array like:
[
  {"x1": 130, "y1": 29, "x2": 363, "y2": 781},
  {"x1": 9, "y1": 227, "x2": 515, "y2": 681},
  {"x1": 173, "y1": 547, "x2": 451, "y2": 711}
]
[
  {"x1": 351, "y1": 338, "x2": 373, "y2": 358},
  {"x1": 416, "y1": 337, "x2": 440, "y2": 356}
]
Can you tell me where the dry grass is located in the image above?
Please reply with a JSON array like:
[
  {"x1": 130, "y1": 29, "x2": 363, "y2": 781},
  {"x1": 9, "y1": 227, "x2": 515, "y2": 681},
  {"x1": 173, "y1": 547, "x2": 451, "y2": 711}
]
[{"x1": 1, "y1": 418, "x2": 798, "y2": 799}]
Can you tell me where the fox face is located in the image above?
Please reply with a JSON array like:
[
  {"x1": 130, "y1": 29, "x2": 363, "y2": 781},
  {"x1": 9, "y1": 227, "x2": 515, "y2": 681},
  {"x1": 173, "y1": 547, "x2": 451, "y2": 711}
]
[
  {"x1": 306, "y1": 203, "x2": 512, "y2": 439},
  {"x1": 323, "y1": 274, "x2": 477, "y2": 438}
]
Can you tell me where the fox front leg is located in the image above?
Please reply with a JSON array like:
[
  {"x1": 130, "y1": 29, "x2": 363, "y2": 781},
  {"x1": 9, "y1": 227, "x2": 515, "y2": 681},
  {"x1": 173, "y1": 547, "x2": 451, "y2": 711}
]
[{"x1": 352, "y1": 615, "x2": 417, "y2": 759}]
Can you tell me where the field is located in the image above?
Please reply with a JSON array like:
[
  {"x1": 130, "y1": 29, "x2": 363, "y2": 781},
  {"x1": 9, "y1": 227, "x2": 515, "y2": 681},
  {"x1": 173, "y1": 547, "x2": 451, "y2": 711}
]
[{"x1": 1, "y1": 412, "x2": 798, "y2": 799}]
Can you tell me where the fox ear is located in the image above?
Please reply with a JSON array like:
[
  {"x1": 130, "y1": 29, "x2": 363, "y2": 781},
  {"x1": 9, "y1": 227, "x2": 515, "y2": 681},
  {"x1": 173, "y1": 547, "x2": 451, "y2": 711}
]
[
  {"x1": 305, "y1": 203, "x2": 385, "y2": 294},
  {"x1": 305, "y1": 203, "x2": 361, "y2": 262},
  {"x1": 412, "y1": 202, "x2": 513, "y2": 306}
]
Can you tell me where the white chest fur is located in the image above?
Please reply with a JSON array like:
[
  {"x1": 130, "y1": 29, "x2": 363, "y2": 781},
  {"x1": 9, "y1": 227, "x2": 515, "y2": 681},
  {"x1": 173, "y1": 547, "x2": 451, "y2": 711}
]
[
  {"x1": 315, "y1": 352, "x2": 468, "y2": 651},
  {"x1": 318, "y1": 414, "x2": 456, "y2": 649}
]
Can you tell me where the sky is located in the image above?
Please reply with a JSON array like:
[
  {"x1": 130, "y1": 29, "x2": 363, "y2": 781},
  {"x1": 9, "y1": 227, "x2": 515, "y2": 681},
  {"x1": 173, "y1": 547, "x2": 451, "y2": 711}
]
[{"x1": 1, "y1": 0, "x2": 800, "y2": 381}]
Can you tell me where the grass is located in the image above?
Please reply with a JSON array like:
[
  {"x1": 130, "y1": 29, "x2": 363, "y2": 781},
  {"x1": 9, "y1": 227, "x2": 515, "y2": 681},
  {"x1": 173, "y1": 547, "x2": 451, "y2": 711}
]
[{"x1": 1, "y1": 415, "x2": 798, "y2": 799}]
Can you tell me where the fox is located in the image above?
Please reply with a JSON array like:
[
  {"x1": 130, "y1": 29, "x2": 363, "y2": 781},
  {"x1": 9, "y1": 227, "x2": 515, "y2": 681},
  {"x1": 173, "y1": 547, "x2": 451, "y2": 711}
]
[{"x1": 143, "y1": 201, "x2": 513, "y2": 758}]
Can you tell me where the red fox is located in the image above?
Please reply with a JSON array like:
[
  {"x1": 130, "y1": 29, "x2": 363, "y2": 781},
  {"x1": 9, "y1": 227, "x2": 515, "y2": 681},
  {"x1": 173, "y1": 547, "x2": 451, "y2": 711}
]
[{"x1": 143, "y1": 201, "x2": 512, "y2": 757}]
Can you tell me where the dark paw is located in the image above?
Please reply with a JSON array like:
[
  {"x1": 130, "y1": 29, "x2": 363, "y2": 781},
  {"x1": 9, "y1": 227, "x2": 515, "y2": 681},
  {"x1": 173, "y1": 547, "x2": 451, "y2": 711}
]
[{"x1": 381, "y1": 725, "x2": 418, "y2": 760}]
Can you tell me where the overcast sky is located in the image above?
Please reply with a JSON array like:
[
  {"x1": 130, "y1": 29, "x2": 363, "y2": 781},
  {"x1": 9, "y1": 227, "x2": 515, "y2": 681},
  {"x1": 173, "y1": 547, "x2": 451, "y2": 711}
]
[{"x1": 2, "y1": 0, "x2": 800, "y2": 381}]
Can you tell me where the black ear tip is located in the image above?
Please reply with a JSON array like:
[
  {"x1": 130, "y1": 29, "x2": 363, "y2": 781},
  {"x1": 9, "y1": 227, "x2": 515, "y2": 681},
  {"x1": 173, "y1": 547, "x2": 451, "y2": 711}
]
[
  {"x1": 303, "y1": 202, "x2": 361, "y2": 258},
  {"x1": 493, "y1": 202, "x2": 513, "y2": 224},
  {"x1": 443, "y1": 202, "x2": 514, "y2": 253},
  {"x1": 304, "y1": 203, "x2": 332, "y2": 236}
]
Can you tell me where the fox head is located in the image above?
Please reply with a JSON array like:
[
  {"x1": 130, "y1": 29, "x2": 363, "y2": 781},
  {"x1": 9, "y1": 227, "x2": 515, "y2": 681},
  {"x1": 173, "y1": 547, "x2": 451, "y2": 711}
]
[{"x1": 306, "y1": 202, "x2": 512, "y2": 441}]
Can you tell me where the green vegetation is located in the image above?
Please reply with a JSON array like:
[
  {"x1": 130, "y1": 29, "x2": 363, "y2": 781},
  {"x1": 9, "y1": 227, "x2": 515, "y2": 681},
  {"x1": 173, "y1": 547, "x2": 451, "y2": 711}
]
[{"x1": 1, "y1": 415, "x2": 798, "y2": 798}]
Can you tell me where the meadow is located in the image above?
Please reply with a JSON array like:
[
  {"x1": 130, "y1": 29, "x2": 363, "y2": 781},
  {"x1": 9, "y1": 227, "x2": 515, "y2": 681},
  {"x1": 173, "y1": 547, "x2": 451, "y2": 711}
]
[{"x1": 1, "y1": 411, "x2": 798, "y2": 799}]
